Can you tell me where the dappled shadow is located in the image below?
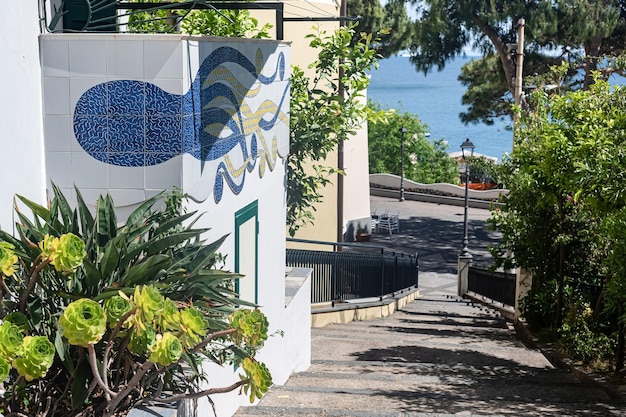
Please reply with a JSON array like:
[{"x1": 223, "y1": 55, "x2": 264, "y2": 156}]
[
  {"x1": 351, "y1": 345, "x2": 619, "y2": 416},
  {"x1": 369, "y1": 215, "x2": 501, "y2": 273}
]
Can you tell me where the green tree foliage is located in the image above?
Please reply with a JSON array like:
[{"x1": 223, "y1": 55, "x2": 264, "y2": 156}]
[
  {"x1": 408, "y1": 0, "x2": 626, "y2": 124},
  {"x1": 126, "y1": 0, "x2": 271, "y2": 37},
  {"x1": 287, "y1": 25, "x2": 381, "y2": 237},
  {"x1": 367, "y1": 103, "x2": 458, "y2": 184},
  {"x1": 491, "y1": 76, "x2": 626, "y2": 370},
  {"x1": 347, "y1": 0, "x2": 412, "y2": 57}
]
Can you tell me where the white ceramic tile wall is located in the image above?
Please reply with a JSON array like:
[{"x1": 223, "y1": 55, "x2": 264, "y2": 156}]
[
  {"x1": 42, "y1": 35, "x2": 289, "y2": 220},
  {"x1": 145, "y1": 156, "x2": 182, "y2": 190},
  {"x1": 41, "y1": 39, "x2": 69, "y2": 78},
  {"x1": 109, "y1": 166, "x2": 145, "y2": 189},
  {"x1": 44, "y1": 115, "x2": 72, "y2": 152},
  {"x1": 182, "y1": 40, "x2": 200, "y2": 92},
  {"x1": 107, "y1": 40, "x2": 144, "y2": 80},
  {"x1": 107, "y1": 189, "x2": 147, "y2": 207},
  {"x1": 43, "y1": 77, "x2": 70, "y2": 115},
  {"x1": 45, "y1": 152, "x2": 73, "y2": 188},
  {"x1": 71, "y1": 152, "x2": 108, "y2": 189},
  {"x1": 69, "y1": 40, "x2": 107, "y2": 77},
  {"x1": 144, "y1": 41, "x2": 182, "y2": 80}
]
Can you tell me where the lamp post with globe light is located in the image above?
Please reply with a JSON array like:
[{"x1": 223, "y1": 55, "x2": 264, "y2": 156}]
[{"x1": 460, "y1": 138, "x2": 475, "y2": 257}]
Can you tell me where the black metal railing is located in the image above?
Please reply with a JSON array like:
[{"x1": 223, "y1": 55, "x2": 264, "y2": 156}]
[
  {"x1": 468, "y1": 266, "x2": 516, "y2": 307},
  {"x1": 286, "y1": 239, "x2": 418, "y2": 304}
]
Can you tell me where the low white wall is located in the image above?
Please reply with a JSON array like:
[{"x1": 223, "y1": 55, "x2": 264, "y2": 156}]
[
  {"x1": 370, "y1": 173, "x2": 508, "y2": 200},
  {"x1": 281, "y1": 268, "x2": 312, "y2": 382}
]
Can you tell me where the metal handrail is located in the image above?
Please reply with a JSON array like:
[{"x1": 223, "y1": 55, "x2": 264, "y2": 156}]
[{"x1": 287, "y1": 238, "x2": 419, "y2": 304}]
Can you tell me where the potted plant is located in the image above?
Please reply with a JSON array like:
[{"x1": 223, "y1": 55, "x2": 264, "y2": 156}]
[
  {"x1": 355, "y1": 222, "x2": 371, "y2": 242},
  {"x1": 0, "y1": 185, "x2": 271, "y2": 417}
]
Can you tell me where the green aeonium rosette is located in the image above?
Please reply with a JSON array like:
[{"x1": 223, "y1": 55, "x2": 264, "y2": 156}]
[
  {"x1": 229, "y1": 309, "x2": 269, "y2": 348},
  {"x1": 0, "y1": 320, "x2": 24, "y2": 360},
  {"x1": 104, "y1": 295, "x2": 133, "y2": 328},
  {"x1": 38, "y1": 234, "x2": 58, "y2": 262},
  {"x1": 0, "y1": 241, "x2": 18, "y2": 276},
  {"x1": 12, "y1": 335, "x2": 55, "y2": 381},
  {"x1": 241, "y1": 357, "x2": 272, "y2": 402},
  {"x1": 128, "y1": 325, "x2": 156, "y2": 356},
  {"x1": 52, "y1": 233, "x2": 86, "y2": 273},
  {"x1": 60, "y1": 299, "x2": 107, "y2": 347},
  {"x1": 134, "y1": 285, "x2": 165, "y2": 323},
  {"x1": 178, "y1": 307, "x2": 208, "y2": 348},
  {"x1": 149, "y1": 332, "x2": 183, "y2": 366},
  {"x1": 158, "y1": 298, "x2": 181, "y2": 332},
  {"x1": 0, "y1": 356, "x2": 10, "y2": 382}
]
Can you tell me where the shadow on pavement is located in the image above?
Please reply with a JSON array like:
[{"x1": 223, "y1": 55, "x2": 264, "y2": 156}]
[{"x1": 368, "y1": 215, "x2": 502, "y2": 273}]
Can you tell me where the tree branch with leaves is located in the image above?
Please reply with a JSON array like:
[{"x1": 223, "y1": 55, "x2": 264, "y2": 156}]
[{"x1": 287, "y1": 24, "x2": 382, "y2": 237}]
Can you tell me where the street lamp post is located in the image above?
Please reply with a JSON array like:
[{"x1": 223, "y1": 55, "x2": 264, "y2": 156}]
[
  {"x1": 400, "y1": 127, "x2": 407, "y2": 202},
  {"x1": 460, "y1": 138, "x2": 475, "y2": 257}
]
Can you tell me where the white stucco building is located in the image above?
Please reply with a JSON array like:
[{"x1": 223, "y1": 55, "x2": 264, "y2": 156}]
[{"x1": 3, "y1": 3, "x2": 311, "y2": 416}]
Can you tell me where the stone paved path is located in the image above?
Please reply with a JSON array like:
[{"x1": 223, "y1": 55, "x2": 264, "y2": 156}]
[{"x1": 235, "y1": 198, "x2": 624, "y2": 416}]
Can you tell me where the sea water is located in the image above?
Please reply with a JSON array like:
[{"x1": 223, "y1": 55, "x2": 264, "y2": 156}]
[{"x1": 368, "y1": 55, "x2": 513, "y2": 160}]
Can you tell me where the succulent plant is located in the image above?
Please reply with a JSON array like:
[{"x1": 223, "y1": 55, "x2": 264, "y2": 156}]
[
  {"x1": 38, "y1": 234, "x2": 57, "y2": 261},
  {"x1": 230, "y1": 309, "x2": 269, "y2": 348},
  {"x1": 53, "y1": 233, "x2": 87, "y2": 273},
  {"x1": 149, "y1": 332, "x2": 183, "y2": 366},
  {"x1": 178, "y1": 307, "x2": 208, "y2": 348},
  {"x1": 12, "y1": 336, "x2": 55, "y2": 381},
  {"x1": 0, "y1": 321, "x2": 24, "y2": 360},
  {"x1": 39, "y1": 233, "x2": 86, "y2": 273},
  {"x1": 0, "y1": 356, "x2": 10, "y2": 382},
  {"x1": 104, "y1": 295, "x2": 133, "y2": 328},
  {"x1": 158, "y1": 298, "x2": 181, "y2": 332},
  {"x1": 241, "y1": 357, "x2": 272, "y2": 402},
  {"x1": 134, "y1": 285, "x2": 165, "y2": 323},
  {"x1": 59, "y1": 299, "x2": 107, "y2": 347},
  {"x1": 128, "y1": 325, "x2": 156, "y2": 356},
  {"x1": 0, "y1": 241, "x2": 18, "y2": 277}
]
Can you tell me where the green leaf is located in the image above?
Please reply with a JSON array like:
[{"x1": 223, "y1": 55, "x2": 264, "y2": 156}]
[
  {"x1": 71, "y1": 361, "x2": 91, "y2": 409},
  {"x1": 145, "y1": 230, "x2": 206, "y2": 256},
  {"x1": 96, "y1": 194, "x2": 117, "y2": 245},
  {"x1": 153, "y1": 210, "x2": 198, "y2": 236},
  {"x1": 82, "y1": 260, "x2": 102, "y2": 290},
  {"x1": 51, "y1": 182, "x2": 79, "y2": 234},
  {"x1": 75, "y1": 186, "x2": 95, "y2": 236},
  {"x1": 16, "y1": 194, "x2": 51, "y2": 223},
  {"x1": 125, "y1": 191, "x2": 165, "y2": 228},
  {"x1": 123, "y1": 254, "x2": 171, "y2": 286},
  {"x1": 100, "y1": 239, "x2": 121, "y2": 279}
]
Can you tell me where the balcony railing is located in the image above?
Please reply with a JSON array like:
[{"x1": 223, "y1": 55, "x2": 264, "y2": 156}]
[{"x1": 286, "y1": 239, "x2": 419, "y2": 304}]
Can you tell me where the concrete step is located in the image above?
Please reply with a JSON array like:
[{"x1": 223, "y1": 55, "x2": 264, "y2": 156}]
[{"x1": 234, "y1": 291, "x2": 622, "y2": 417}]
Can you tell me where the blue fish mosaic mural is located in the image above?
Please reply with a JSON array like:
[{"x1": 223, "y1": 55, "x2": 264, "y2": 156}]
[{"x1": 73, "y1": 46, "x2": 289, "y2": 202}]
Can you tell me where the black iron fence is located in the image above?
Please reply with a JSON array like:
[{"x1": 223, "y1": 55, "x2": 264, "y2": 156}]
[
  {"x1": 286, "y1": 239, "x2": 418, "y2": 304},
  {"x1": 468, "y1": 266, "x2": 516, "y2": 307}
]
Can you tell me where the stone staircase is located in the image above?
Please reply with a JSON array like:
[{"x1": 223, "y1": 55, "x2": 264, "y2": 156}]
[{"x1": 234, "y1": 272, "x2": 621, "y2": 417}]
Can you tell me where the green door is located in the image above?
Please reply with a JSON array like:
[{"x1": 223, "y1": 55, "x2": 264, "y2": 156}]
[{"x1": 235, "y1": 201, "x2": 259, "y2": 304}]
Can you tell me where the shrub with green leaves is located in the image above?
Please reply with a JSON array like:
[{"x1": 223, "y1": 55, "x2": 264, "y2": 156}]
[{"x1": 0, "y1": 186, "x2": 272, "y2": 417}]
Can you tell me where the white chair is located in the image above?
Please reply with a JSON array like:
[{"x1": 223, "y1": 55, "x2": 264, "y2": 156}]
[{"x1": 378, "y1": 212, "x2": 399, "y2": 234}]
